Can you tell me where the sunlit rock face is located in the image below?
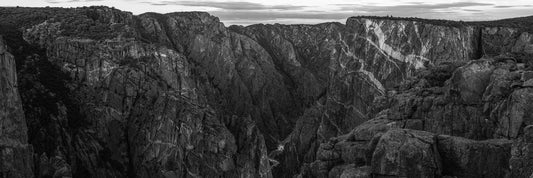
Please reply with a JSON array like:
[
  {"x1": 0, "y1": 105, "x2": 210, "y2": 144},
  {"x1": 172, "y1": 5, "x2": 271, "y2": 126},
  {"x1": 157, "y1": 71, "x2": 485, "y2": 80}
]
[
  {"x1": 0, "y1": 35, "x2": 34, "y2": 178},
  {"x1": 1, "y1": 6, "x2": 533, "y2": 178}
]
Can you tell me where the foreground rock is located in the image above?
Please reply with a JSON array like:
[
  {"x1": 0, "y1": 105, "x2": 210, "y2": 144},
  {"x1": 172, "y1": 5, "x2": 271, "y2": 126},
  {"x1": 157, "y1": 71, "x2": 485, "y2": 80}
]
[{"x1": 300, "y1": 57, "x2": 529, "y2": 177}]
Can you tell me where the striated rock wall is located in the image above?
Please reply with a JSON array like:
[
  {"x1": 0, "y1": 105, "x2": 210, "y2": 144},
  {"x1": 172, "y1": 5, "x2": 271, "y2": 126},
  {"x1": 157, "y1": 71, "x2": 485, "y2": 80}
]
[
  {"x1": 323, "y1": 17, "x2": 480, "y2": 137},
  {"x1": 234, "y1": 18, "x2": 482, "y2": 138},
  {"x1": 0, "y1": 36, "x2": 34, "y2": 178}
]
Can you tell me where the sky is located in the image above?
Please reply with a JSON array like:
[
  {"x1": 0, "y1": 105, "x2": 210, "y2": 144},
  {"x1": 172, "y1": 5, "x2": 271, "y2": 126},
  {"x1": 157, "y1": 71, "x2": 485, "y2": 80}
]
[{"x1": 4, "y1": 0, "x2": 533, "y2": 26}]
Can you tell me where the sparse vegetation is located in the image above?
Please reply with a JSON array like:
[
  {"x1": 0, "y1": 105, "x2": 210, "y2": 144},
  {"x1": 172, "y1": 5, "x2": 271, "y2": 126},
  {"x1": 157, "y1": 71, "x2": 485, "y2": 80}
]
[
  {"x1": 0, "y1": 6, "x2": 136, "y2": 40},
  {"x1": 351, "y1": 15, "x2": 533, "y2": 33},
  {"x1": 470, "y1": 16, "x2": 533, "y2": 33},
  {"x1": 351, "y1": 16, "x2": 468, "y2": 28}
]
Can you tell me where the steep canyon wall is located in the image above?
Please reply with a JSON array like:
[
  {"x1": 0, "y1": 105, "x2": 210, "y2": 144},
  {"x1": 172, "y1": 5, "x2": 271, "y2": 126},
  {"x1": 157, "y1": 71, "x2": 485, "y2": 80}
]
[{"x1": 0, "y1": 6, "x2": 532, "y2": 178}]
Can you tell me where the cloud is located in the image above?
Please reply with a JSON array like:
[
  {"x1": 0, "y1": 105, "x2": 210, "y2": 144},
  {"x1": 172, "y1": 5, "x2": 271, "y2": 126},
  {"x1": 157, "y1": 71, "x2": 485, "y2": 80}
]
[
  {"x1": 45, "y1": 0, "x2": 103, "y2": 3},
  {"x1": 35, "y1": 0, "x2": 533, "y2": 26},
  {"x1": 208, "y1": 10, "x2": 355, "y2": 26},
  {"x1": 336, "y1": 2, "x2": 494, "y2": 12},
  {"x1": 145, "y1": 1, "x2": 305, "y2": 10},
  {"x1": 463, "y1": 9, "x2": 483, "y2": 12},
  {"x1": 493, "y1": 5, "x2": 514, "y2": 8},
  {"x1": 151, "y1": 1, "x2": 501, "y2": 25},
  {"x1": 324, "y1": 2, "x2": 497, "y2": 20},
  {"x1": 494, "y1": 5, "x2": 533, "y2": 8},
  {"x1": 211, "y1": 10, "x2": 353, "y2": 21}
]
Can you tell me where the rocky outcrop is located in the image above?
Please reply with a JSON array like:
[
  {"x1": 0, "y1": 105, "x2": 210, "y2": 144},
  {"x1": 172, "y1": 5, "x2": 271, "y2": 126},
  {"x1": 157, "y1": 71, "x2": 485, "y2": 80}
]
[
  {"x1": 303, "y1": 56, "x2": 531, "y2": 177},
  {"x1": 449, "y1": 59, "x2": 495, "y2": 104},
  {"x1": 370, "y1": 57, "x2": 527, "y2": 140},
  {"x1": 0, "y1": 36, "x2": 34, "y2": 177}
]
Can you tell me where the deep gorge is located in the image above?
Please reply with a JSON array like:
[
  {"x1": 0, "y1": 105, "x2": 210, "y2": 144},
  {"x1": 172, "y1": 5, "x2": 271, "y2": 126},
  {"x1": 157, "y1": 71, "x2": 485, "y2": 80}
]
[{"x1": 0, "y1": 6, "x2": 533, "y2": 178}]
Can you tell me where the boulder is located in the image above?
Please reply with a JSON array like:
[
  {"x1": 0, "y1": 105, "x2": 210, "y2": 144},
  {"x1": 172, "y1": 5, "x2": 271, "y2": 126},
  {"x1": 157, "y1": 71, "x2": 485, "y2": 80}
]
[
  {"x1": 371, "y1": 129, "x2": 442, "y2": 178},
  {"x1": 448, "y1": 59, "x2": 494, "y2": 104}
]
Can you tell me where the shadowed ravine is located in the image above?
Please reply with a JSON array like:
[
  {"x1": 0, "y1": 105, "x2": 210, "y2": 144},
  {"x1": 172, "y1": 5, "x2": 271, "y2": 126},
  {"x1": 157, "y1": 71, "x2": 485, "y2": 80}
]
[{"x1": 0, "y1": 6, "x2": 533, "y2": 178}]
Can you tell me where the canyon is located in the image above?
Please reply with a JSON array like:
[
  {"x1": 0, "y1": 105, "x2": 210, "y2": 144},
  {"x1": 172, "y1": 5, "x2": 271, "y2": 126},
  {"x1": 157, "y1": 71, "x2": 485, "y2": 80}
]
[{"x1": 0, "y1": 6, "x2": 532, "y2": 178}]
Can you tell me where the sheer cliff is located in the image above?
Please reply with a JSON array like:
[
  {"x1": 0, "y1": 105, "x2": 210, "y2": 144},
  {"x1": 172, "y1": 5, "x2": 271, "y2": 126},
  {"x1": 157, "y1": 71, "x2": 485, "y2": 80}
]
[
  {"x1": 0, "y1": 35, "x2": 34, "y2": 178},
  {"x1": 0, "y1": 6, "x2": 532, "y2": 178}
]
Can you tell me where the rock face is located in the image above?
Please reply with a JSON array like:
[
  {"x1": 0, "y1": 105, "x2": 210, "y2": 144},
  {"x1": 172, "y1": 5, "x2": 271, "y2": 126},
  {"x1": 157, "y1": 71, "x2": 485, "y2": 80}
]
[
  {"x1": 24, "y1": 19, "x2": 273, "y2": 178},
  {"x1": 0, "y1": 36, "x2": 34, "y2": 178},
  {"x1": 483, "y1": 27, "x2": 533, "y2": 66},
  {"x1": 1, "y1": 6, "x2": 533, "y2": 178},
  {"x1": 232, "y1": 19, "x2": 483, "y2": 176}
]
